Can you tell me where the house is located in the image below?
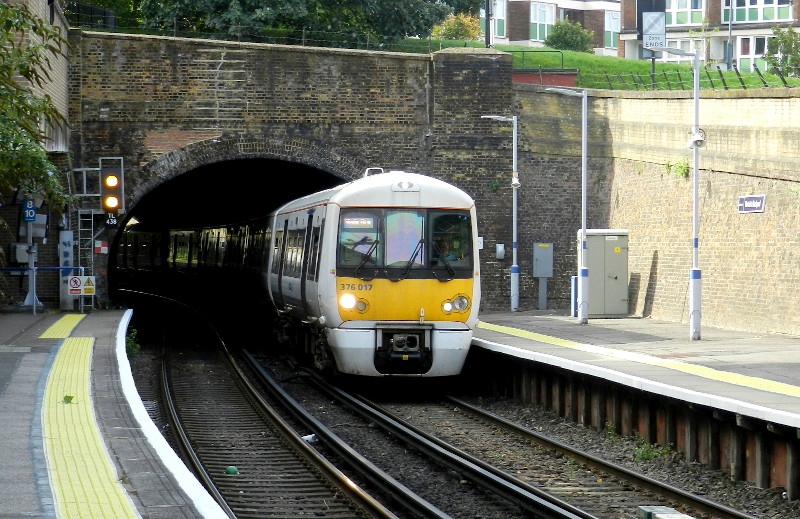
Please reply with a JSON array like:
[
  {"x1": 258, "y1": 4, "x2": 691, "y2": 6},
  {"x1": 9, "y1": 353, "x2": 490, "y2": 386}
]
[
  {"x1": 481, "y1": 0, "x2": 622, "y2": 57},
  {"x1": 480, "y1": 0, "x2": 796, "y2": 71},
  {"x1": 619, "y1": 0, "x2": 795, "y2": 70}
]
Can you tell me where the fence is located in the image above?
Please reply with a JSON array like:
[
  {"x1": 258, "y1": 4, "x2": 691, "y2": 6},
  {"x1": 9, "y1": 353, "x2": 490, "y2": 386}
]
[{"x1": 580, "y1": 63, "x2": 797, "y2": 91}]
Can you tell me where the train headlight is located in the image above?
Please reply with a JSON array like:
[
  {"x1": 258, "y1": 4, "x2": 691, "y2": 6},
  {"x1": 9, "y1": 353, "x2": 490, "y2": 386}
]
[
  {"x1": 340, "y1": 293, "x2": 357, "y2": 309},
  {"x1": 339, "y1": 293, "x2": 368, "y2": 312},
  {"x1": 442, "y1": 295, "x2": 470, "y2": 313},
  {"x1": 452, "y1": 295, "x2": 469, "y2": 311}
]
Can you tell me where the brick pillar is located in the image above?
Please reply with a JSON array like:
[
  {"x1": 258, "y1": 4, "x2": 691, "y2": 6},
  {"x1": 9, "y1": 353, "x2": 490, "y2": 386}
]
[{"x1": 431, "y1": 47, "x2": 513, "y2": 310}]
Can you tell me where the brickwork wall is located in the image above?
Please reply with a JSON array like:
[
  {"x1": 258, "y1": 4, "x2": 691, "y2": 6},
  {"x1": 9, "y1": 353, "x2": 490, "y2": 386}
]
[
  {"x1": 514, "y1": 84, "x2": 800, "y2": 335},
  {"x1": 5, "y1": 27, "x2": 800, "y2": 336},
  {"x1": 64, "y1": 31, "x2": 513, "y2": 311},
  {"x1": 563, "y1": 9, "x2": 606, "y2": 50},
  {"x1": 430, "y1": 48, "x2": 514, "y2": 311},
  {"x1": 15, "y1": 0, "x2": 70, "y2": 117},
  {"x1": 508, "y1": 2, "x2": 531, "y2": 42}
]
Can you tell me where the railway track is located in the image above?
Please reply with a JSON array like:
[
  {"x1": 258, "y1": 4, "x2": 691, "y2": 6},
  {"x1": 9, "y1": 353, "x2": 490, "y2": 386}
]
[
  {"x1": 365, "y1": 396, "x2": 763, "y2": 519},
  {"x1": 161, "y1": 345, "x2": 395, "y2": 519},
  {"x1": 149, "y1": 321, "x2": 761, "y2": 519},
  {"x1": 241, "y1": 354, "x2": 761, "y2": 519},
  {"x1": 242, "y1": 351, "x2": 590, "y2": 519}
]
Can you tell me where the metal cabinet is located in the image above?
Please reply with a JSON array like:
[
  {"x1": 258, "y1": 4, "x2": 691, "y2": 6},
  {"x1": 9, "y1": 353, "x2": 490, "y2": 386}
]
[{"x1": 579, "y1": 229, "x2": 629, "y2": 317}]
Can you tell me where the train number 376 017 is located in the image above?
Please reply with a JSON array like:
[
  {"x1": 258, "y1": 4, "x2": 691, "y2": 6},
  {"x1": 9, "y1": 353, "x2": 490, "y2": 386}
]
[{"x1": 340, "y1": 283, "x2": 373, "y2": 291}]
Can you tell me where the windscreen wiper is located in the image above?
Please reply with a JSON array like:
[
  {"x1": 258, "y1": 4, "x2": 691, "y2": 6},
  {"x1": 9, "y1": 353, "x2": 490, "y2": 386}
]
[
  {"x1": 400, "y1": 239, "x2": 424, "y2": 279},
  {"x1": 432, "y1": 241, "x2": 456, "y2": 279},
  {"x1": 354, "y1": 240, "x2": 378, "y2": 279}
]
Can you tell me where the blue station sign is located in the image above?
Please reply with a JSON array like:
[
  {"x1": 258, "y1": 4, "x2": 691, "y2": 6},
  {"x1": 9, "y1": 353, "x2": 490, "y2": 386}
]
[
  {"x1": 23, "y1": 198, "x2": 36, "y2": 222},
  {"x1": 738, "y1": 194, "x2": 766, "y2": 214}
]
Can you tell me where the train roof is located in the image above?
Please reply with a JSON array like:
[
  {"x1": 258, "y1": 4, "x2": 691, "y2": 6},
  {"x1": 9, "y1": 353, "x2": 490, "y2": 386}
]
[{"x1": 272, "y1": 170, "x2": 475, "y2": 216}]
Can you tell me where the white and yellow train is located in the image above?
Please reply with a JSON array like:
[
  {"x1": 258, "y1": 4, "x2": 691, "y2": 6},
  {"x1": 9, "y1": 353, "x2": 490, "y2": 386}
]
[{"x1": 116, "y1": 169, "x2": 480, "y2": 377}]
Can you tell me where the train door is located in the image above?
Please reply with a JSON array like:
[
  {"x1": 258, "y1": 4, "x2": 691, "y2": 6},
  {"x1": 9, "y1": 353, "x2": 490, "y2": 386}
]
[
  {"x1": 299, "y1": 209, "x2": 315, "y2": 316},
  {"x1": 272, "y1": 219, "x2": 288, "y2": 308},
  {"x1": 302, "y1": 207, "x2": 325, "y2": 317}
]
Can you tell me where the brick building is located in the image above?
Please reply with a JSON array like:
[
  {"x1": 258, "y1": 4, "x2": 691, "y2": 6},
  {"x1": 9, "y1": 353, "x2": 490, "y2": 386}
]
[
  {"x1": 482, "y1": 0, "x2": 622, "y2": 56},
  {"x1": 619, "y1": 0, "x2": 799, "y2": 69}
]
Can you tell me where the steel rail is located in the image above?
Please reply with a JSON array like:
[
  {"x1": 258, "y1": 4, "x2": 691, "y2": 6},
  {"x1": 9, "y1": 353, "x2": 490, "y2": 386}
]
[
  {"x1": 298, "y1": 368, "x2": 594, "y2": 519},
  {"x1": 160, "y1": 353, "x2": 237, "y2": 518},
  {"x1": 240, "y1": 349, "x2": 450, "y2": 519},
  {"x1": 447, "y1": 396, "x2": 761, "y2": 519},
  {"x1": 223, "y1": 348, "x2": 399, "y2": 519}
]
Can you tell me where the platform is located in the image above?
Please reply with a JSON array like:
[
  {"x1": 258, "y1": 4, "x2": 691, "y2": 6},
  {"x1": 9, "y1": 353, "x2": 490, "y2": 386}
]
[
  {"x1": 3, "y1": 307, "x2": 799, "y2": 516},
  {"x1": 473, "y1": 310, "x2": 800, "y2": 428},
  {"x1": 0, "y1": 310, "x2": 224, "y2": 519}
]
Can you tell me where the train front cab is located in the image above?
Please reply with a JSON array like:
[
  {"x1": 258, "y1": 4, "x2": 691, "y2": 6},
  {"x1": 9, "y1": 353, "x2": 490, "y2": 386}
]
[{"x1": 326, "y1": 204, "x2": 479, "y2": 377}]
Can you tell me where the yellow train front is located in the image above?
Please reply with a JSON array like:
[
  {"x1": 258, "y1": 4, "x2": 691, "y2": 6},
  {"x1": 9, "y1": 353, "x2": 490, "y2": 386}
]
[{"x1": 267, "y1": 170, "x2": 480, "y2": 377}]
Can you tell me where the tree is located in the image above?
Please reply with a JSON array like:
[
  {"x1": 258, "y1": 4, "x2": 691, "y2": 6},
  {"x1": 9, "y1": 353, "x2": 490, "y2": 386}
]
[
  {"x1": 544, "y1": 18, "x2": 594, "y2": 53},
  {"x1": 765, "y1": 26, "x2": 800, "y2": 78},
  {"x1": 136, "y1": 0, "x2": 468, "y2": 44},
  {"x1": 432, "y1": 13, "x2": 481, "y2": 41},
  {"x1": 0, "y1": 2, "x2": 69, "y2": 207}
]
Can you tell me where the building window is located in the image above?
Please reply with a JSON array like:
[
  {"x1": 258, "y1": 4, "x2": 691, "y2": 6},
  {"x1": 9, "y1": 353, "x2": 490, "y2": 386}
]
[
  {"x1": 662, "y1": 39, "x2": 705, "y2": 63},
  {"x1": 605, "y1": 11, "x2": 620, "y2": 49},
  {"x1": 723, "y1": 0, "x2": 792, "y2": 23},
  {"x1": 495, "y1": 0, "x2": 506, "y2": 38},
  {"x1": 531, "y1": 2, "x2": 556, "y2": 41},
  {"x1": 666, "y1": 0, "x2": 705, "y2": 25},
  {"x1": 738, "y1": 36, "x2": 769, "y2": 71}
]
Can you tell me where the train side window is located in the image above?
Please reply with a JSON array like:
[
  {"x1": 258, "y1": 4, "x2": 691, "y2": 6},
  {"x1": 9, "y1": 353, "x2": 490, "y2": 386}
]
[
  {"x1": 272, "y1": 229, "x2": 284, "y2": 274},
  {"x1": 307, "y1": 225, "x2": 322, "y2": 281}
]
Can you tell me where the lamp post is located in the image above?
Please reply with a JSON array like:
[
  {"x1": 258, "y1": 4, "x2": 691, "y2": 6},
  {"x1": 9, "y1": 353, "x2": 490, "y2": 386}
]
[
  {"x1": 547, "y1": 87, "x2": 589, "y2": 324},
  {"x1": 727, "y1": 0, "x2": 733, "y2": 70},
  {"x1": 482, "y1": 114, "x2": 519, "y2": 312},
  {"x1": 657, "y1": 46, "x2": 703, "y2": 340}
]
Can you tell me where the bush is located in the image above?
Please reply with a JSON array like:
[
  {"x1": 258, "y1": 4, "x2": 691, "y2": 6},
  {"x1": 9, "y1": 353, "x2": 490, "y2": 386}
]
[
  {"x1": 765, "y1": 26, "x2": 800, "y2": 77},
  {"x1": 544, "y1": 19, "x2": 594, "y2": 53},
  {"x1": 432, "y1": 13, "x2": 481, "y2": 41}
]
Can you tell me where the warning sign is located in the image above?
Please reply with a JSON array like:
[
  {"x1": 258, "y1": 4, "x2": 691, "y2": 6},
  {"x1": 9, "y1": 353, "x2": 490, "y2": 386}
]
[{"x1": 68, "y1": 276, "x2": 96, "y2": 296}]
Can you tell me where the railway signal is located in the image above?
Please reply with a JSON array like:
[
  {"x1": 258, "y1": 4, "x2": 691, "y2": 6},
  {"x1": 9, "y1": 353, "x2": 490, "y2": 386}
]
[{"x1": 100, "y1": 169, "x2": 123, "y2": 214}]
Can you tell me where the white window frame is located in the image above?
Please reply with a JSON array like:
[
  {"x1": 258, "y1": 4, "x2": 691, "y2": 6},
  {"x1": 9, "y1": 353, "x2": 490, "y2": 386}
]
[
  {"x1": 530, "y1": 2, "x2": 556, "y2": 42},
  {"x1": 666, "y1": 0, "x2": 705, "y2": 26},
  {"x1": 738, "y1": 35, "x2": 770, "y2": 72},
  {"x1": 495, "y1": 0, "x2": 506, "y2": 38},
  {"x1": 662, "y1": 39, "x2": 705, "y2": 63},
  {"x1": 723, "y1": 0, "x2": 792, "y2": 24},
  {"x1": 605, "y1": 11, "x2": 620, "y2": 49}
]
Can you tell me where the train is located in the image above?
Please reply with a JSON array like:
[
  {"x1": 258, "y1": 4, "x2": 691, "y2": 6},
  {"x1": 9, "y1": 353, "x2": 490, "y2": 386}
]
[{"x1": 116, "y1": 169, "x2": 481, "y2": 377}]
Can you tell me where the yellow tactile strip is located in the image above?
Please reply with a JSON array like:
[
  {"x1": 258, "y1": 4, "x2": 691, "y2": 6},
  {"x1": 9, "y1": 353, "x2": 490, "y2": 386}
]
[
  {"x1": 477, "y1": 321, "x2": 800, "y2": 398},
  {"x1": 40, "y1": 314, "x2": 87, "y2": 339},
  {"x1": 42, "y1": 336, "x2": 139, "y2": 518}
]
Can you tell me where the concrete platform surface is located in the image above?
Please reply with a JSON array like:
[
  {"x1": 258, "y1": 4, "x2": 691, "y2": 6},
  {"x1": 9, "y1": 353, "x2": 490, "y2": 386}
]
[
  {"x1": 474, "y1": 310, "x2": 800, "y2": 428},
  {"x1": 0, "y1": 309, "x2": 224, "y2": 519}
]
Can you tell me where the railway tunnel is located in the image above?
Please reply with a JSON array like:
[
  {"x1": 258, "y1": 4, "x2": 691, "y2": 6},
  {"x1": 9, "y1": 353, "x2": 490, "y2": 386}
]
[{"x1": 108, "y1": 158, "x2": 345, "y2": 340}]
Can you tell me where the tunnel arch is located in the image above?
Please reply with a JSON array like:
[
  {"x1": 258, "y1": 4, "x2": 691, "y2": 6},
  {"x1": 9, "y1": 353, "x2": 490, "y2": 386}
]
[
  {"x1": 127, "y1": 134, "x2": 380, "y2": 219},
  {"x1": 100, "y1": 134, "x2": 380, "y2": 302}
]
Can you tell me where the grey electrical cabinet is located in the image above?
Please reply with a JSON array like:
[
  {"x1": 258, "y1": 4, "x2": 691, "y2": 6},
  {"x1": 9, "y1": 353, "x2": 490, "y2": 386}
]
[
  {"x1": 533, "y1": 243, "x2": 553, "y2": 278},
  {"x1": 578, "y1": 229, "x2": 629, "y2": 318}
]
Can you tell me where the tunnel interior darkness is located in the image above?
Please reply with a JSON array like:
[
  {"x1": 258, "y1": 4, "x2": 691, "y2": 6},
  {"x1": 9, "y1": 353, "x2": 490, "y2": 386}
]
[
  {"x1": 126, "y1": 158, "x2": 345, "y2": 231},
  {"x1": 109, "y1": 159, "x2": 347, "y2": 333}
]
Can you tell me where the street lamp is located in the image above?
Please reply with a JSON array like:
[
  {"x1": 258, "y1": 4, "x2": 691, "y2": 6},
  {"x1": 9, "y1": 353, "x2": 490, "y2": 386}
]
[
  {"x1": 656, "y1": 46, "x2": 703, "y2": 340},
  {"x1": 547, "y1": 87, "x2": 589, "y2": 325},
  {"x1": 482, "y1": 114, "x2": 519, "y2": 312}
]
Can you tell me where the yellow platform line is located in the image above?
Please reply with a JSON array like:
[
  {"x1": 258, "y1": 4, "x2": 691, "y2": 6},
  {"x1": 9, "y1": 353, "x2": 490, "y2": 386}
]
[
  {"x1": 477, "y1": 321, "x2": 800, "y2": 398},
  {"x1": 43, "y1": 337, "x2": 139, "y2": 519},
  {"x1": 40, "y1": 314, "x2": 87, "y2": 339}
]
